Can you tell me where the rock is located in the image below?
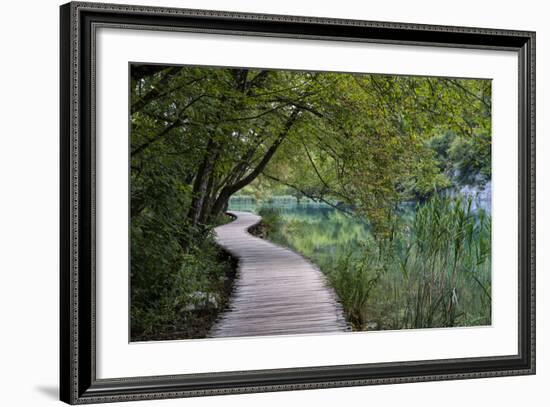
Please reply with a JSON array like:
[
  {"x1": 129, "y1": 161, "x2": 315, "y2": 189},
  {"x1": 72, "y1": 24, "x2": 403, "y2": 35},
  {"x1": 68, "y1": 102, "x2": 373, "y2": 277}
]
[
  {"x1": 183, "y1": 291, "x2": 220, "y2": 311},
  {"x1": 366, "y1": 321, "x2": 378, "y2": 330}
]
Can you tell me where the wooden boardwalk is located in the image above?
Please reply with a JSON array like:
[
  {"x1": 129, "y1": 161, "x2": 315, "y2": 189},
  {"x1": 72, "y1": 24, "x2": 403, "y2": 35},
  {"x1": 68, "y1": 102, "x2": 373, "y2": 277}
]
[{"x1": 209, "y1": 211, "x2": 349, "y2": 338}]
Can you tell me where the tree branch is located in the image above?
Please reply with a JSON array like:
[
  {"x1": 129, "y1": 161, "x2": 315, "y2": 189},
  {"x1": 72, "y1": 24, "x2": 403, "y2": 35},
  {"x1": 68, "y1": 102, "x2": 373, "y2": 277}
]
[
  {"x1": 300, "y1": 140, "x2": 352, "y2": 204},
  {"x1": 131, "y1": 76, "x2": 205, "y2": 114},
  {"x1": 131, "y1": 67, "x2": 182, "y2": 113},
  {"x1": 131, "y1": 94, "x2": 207, "y2": 156},
  {"x1": 229, "y1": 110, "x2": 299, "y2": 191},
  {"x1": 210, "y1": 110, "x2": 300, "y2": 216},
  {"x1": 443, "y1": 79, "x2": 491, "y2": 111},
  {"x1": 262, "y1": 173, "x2": 354, "y2": 216}
]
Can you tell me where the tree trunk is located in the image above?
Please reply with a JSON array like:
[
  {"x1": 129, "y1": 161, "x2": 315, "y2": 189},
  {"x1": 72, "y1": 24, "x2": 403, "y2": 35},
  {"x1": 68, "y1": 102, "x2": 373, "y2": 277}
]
[
  {"x1": 187, "y1": 139, "x2": 217, "y2": 227},
  {"x1": 210, "y1": 110, "x2": 299, "y2": 217},
  {"x1": 198, "y1": 164, "x2": 217, "y2": 224}
]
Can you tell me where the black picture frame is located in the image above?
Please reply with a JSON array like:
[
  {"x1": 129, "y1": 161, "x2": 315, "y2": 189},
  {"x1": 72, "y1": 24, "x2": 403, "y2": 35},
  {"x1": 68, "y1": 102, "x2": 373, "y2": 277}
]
[{"x1": 60, "y1": 1, "x2": 536, "y2": 404}]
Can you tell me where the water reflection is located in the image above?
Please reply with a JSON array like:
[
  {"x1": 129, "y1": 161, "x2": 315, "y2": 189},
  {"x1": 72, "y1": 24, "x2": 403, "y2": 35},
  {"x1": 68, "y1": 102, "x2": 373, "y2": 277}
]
[{"x1": 228, "y1": 195, "x2": 371, "y2": 264}]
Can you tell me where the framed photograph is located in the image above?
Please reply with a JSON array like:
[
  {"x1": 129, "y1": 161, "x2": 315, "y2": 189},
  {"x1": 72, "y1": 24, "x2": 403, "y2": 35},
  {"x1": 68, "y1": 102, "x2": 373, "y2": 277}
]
[{"x1": 60, "y1": 1, "x2": 535, "y2": 404}]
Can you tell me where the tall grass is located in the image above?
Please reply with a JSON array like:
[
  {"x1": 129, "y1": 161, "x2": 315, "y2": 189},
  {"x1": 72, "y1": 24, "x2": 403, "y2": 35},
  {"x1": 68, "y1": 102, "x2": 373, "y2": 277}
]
[
  {"x1": 330, "y1": 195, "x2": 491, "y2": 330},
  {"x1": 395, "y1": 195, "x2": 491, "y2": 329}
]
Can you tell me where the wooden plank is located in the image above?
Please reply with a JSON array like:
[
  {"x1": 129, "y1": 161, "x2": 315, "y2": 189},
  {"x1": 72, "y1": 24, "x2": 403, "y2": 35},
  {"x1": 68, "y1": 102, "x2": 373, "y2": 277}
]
[{"x1": 209, "y1": 211, "x2": 349, "y2": 338}]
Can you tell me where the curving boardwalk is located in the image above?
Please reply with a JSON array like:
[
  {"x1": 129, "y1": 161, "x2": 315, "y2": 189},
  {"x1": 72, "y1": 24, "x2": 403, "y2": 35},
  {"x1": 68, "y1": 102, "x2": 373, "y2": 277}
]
[{"x1": 209, "y1": 211, "x2": 349, "y2": 338}]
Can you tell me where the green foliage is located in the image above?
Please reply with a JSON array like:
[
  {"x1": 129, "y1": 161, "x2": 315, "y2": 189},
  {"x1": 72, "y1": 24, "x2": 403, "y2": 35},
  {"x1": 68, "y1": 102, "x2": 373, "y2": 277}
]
[
  {"x1": 427, "y1": 129, "x2": 491, "y2": 186},
  {"x1": 260, "y1": 74, "x2": 491, "y2": 234}
]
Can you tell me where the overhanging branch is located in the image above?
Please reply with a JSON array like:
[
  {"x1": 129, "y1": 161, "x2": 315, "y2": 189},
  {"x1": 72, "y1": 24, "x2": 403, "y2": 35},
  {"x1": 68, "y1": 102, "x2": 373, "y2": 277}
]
[{"x1": 262, "y1": 173, "x2": 354, "y2": 217}]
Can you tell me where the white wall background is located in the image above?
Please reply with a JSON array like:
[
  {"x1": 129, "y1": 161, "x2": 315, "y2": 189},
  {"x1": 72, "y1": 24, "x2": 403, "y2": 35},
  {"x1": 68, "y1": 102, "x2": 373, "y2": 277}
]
[{"x1": 0, "y1": 0, "x2": 546, "y2": 405}]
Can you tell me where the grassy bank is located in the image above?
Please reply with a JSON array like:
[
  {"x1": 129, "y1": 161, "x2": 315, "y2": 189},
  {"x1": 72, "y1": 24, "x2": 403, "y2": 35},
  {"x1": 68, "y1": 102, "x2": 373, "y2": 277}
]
[{"x1": 254, "y1": 195, "x2": 491, "y2": 331}]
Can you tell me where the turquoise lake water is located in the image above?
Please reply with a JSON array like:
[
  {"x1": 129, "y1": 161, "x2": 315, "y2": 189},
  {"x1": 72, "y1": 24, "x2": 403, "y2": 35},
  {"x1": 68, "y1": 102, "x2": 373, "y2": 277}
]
[{"x1": 228, "y1": 195, "x2": 371, "y2": 265}]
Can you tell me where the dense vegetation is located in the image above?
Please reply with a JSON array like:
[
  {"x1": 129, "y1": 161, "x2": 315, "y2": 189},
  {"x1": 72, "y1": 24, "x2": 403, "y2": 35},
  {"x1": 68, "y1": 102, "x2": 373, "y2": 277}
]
[{"x1": 130, "y1": 63, "x2": 491, "y2": 339}]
